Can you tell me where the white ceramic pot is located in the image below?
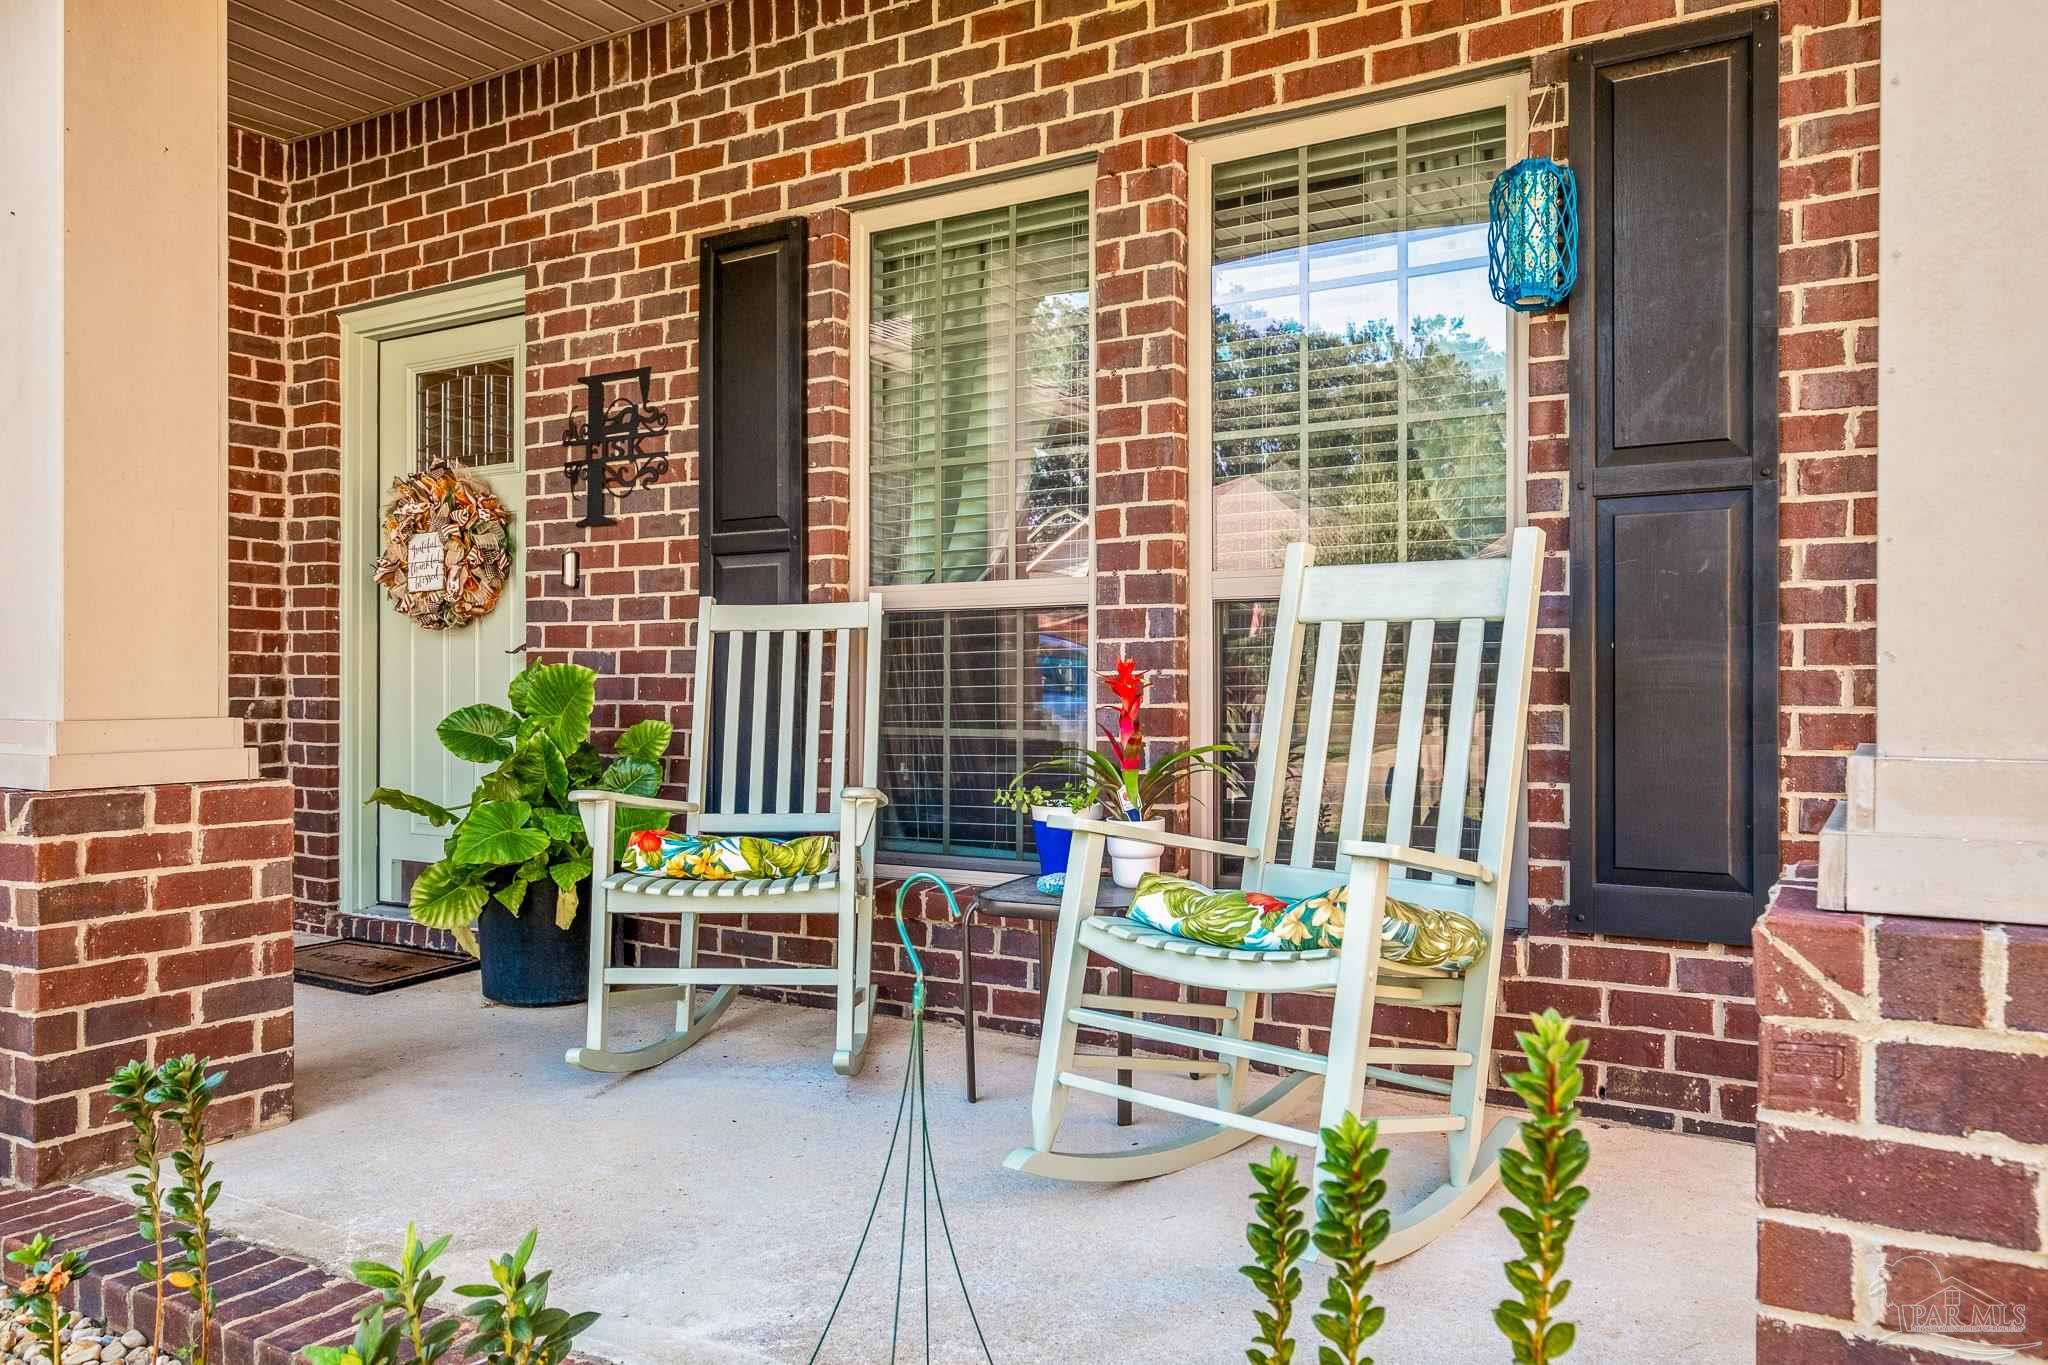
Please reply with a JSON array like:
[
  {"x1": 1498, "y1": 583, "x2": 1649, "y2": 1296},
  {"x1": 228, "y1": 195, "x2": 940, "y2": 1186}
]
[{"x1": 1106, "y1": 816, "x2": 1167, "y2": 889}]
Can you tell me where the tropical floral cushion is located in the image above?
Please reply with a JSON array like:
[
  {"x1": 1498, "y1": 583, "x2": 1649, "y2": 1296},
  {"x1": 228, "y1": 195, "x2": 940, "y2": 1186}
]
[
  {"x1": 621, "y1": 830, "x2": 836, "y2": 881},
  {"x1": 1124, "y1": 873, "x2": 1485, "y2": 970}
]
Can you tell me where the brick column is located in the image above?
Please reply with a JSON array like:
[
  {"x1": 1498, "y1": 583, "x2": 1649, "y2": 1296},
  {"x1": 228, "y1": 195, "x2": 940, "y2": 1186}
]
[
  {"x1": 0, "y1": 782, "x2": 296, "y2": 1185},
  {"x1": 1093, "y1": 133, "x2": 1193, "y2": 783},
  {"x1": 1754, "y1": 871, "x2": 2048, "y2": 1360}
]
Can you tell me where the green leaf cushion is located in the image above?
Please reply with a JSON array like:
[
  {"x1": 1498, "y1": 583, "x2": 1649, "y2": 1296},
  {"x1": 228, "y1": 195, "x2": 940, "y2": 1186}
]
[
  {"x1": 1125, "y1": 873, "x2": 1485, "y2": 970},
  {"x1": 620, "y1": 831, "x2": 836, "y2": 881}
]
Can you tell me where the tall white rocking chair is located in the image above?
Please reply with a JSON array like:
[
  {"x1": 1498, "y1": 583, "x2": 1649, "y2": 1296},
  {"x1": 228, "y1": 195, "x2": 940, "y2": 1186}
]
[
  {"x1": 568, "y1": 595, "x2": 888, "y2": 1076},
  {"x1": 1006, "y1": 528, "x2": 1544, "y2": 1262}
]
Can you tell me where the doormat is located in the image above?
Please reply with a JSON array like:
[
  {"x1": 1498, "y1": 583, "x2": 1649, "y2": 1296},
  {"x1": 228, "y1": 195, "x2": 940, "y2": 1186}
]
[{"x1": 295, "y1": 939, "x2": 476, "y2": 995}]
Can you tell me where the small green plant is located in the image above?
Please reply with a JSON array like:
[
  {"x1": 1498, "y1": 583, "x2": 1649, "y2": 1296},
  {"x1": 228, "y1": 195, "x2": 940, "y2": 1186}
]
[
  {"x1": 1494, "y1": 1009, "x2": 1590, "y2": 1365},
  {"x1": 455, "y1": 1229, "x2": 599, "y2": 1365},
  {"x1": 158, "y1": 1056, "x2": 226, "y2": 1365},
  {"x1": 307, "y1": 1224, "x2": 460, "y2": 1365},
  {"x1": 366, "y1": 662, "x2": 674, "y2": 950},
  {"x1": 301, "y1": 1309, "x2": 400, "y2": 1365},
  {"x1": 1243, "y1": 1147, "x2": 1309, "y2": 1365},
  {"x1": 352, "y1": 1224, "x2": 461, "y2": 1365},
  {"x1": 109, "y1": 1060, "x2": 172, "y2": 1355},
  {"x1": 1311, "y1": 1114, "x2": 1389, "y2": 1365},
  {"x1": 6, "y1": 1234, "x2": 88, "y2": 1365},
  {"x1": 990, "y1": 775, "x2": 1095, "y2": 815}
]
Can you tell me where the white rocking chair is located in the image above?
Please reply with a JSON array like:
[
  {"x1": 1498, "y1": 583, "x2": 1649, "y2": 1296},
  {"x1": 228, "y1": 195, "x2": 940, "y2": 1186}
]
[
  {"x1": 1006, "y1": 529, "x2": 1543, "y2": 1262},
  {"x1": 568, "y1": 595, "x2": 888, "y2": 1076}
]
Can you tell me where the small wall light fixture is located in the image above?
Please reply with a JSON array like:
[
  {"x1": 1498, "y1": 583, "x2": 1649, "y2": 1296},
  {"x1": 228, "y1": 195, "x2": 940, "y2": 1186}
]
[{"x1": 560, "y1": 366, "x2": 671, "y2": 528}]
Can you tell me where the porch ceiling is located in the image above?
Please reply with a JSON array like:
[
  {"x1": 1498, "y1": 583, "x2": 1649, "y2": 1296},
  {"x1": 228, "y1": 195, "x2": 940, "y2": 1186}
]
[{"x1": 226, "y1": 0, "x2": 711, "y2": 141}]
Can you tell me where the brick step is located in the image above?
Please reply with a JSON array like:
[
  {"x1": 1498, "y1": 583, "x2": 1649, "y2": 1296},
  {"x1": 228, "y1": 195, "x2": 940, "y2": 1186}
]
[{"x1": 0, "y1": 1184, "x2": 608, "y2": 1365}]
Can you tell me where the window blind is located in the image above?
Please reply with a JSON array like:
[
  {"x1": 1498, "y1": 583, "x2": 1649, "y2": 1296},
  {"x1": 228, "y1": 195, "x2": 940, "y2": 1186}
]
[
  {"x1": 1210, "y1": 108, "x2": 1510, "y2": 574},
  {"x1": 869, "y1": 193, "x2": 1092, "y2": 586}
]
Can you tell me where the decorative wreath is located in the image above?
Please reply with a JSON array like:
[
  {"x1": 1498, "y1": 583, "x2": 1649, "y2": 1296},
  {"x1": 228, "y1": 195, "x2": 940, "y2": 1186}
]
[{"x1": 372, "y1": 463, "x2": 515, "y2": 630}]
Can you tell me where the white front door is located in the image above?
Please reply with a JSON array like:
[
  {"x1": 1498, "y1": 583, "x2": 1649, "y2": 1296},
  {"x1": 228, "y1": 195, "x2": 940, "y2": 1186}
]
[{"x1": 374, "y1": 316, "x2": 526, "y2": 905}]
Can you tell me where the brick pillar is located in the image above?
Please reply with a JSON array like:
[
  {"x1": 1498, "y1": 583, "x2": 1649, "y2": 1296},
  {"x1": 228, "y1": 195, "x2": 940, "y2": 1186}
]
[
  {"x1": 1093, "y1": 133, "x2": 1193, "y2": 792},
  {"x1": 0, "y1": 781, "x2": 296, "y2": 1185},
  {"x1": 1754, "y1": 871, "x2": 2048, "y2": 1361}
]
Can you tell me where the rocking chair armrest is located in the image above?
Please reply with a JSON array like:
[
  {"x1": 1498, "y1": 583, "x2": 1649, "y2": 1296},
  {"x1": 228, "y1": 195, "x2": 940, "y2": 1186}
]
[
  {"x1": 1053, "y1": 814, "x2": 1258, "y2": 862},
  {"x1": 839, "y1": 786, "x2": 890, "y2": 808},
  {"x1": 567, "y1": 790, "x2": 704, "y2": 816},
  {"x1": 1337, "y1": 839, "x2": 1495, "y2": 885}
]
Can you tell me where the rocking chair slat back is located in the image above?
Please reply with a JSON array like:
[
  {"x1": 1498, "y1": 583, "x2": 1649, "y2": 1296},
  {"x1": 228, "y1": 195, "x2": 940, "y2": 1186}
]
[
  {"x1": 804, "y1": 630, "x2": 825, "y2": 814},
  {"x1": 775, "y1": 629, "x2": 798, "y2": 815},
  {"x1": 1383, "y1": 618, "x2": 1436, "y2": 854},
  {"x1": 687, "y1": 596, "x2": 885, "y2": 834},
  {"x1": 1289, "y1": 620, "x2": 1345, "y2": 870},
  {"x1": 1434, "y1": 619, "x2": 1487, "y2": 884},
  {"x1": 1240, "y1": 533, "x2": 1543, "y2": 921},
  {"x1": 1334, "y1": 619, "x2": 1389, "y2": 875}
]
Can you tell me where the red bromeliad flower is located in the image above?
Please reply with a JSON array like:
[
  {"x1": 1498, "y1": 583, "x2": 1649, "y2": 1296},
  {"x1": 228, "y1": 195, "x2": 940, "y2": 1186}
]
[{"x1": 1100, "y1": 658, "x2": 1148, "y2": 771}]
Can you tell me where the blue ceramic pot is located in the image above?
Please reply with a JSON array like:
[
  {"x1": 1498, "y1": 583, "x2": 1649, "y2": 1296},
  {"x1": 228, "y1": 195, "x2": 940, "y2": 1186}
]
[{"x1": 1030, "y1": 804, "x2": 1101, "y2": 878}]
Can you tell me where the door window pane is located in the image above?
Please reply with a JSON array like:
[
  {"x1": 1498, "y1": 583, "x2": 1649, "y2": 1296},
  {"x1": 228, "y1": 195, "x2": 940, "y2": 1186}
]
[{"x1": 416, "y1": 357, "x2": 515, "y2": 470}]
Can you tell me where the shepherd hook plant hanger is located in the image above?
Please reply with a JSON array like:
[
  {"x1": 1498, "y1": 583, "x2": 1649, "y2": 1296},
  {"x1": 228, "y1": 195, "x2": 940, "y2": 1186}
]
[{"x1": 809, "y1": 873, "x2": 995, "y2": 1365}]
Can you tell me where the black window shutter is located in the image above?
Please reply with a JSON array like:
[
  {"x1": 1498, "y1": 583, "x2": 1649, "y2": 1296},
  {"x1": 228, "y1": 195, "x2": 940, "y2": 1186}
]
[
  {"x1": 698, "y1": 218, "x2": 808, "y2": 605},
  {"x1": 1566, "y1": 9, "x2": 1780, "y2": 946}
]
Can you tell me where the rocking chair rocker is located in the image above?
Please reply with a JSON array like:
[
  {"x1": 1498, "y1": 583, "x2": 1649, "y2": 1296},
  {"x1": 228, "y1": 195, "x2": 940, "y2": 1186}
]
[
  {"x1": 1006, "y1": 529, "x2": 1544, "y2": 1262},
  {"x1": 568, "y1": 595, "x2": 887, "y2": 1076}
]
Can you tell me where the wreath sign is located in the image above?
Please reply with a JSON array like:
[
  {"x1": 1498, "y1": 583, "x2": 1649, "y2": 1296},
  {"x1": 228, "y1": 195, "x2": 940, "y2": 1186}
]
[{"x1": 373, "y1": 463, "x2": 515, "y2": 630}]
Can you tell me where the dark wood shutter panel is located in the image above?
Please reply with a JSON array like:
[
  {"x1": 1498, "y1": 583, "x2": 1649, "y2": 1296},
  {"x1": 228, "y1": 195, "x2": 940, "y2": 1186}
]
[
  {"x1": 1567, "y1": 9, "x2": 1779, "y2": 946},
  {"x1": 698, "y1": 219, "x2": 808, "y2": 605}
]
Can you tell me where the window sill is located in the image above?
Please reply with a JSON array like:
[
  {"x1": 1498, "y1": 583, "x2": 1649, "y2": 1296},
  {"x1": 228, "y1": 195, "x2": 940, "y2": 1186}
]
[{"x1": 874, "y1": 861, "x2": 1027, "y2": 890}]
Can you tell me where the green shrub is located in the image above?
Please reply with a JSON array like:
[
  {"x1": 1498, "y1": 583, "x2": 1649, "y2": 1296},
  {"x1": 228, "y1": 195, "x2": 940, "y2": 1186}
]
[
  {"x1": 1242, "y1": 1013, "x2": 1592, "y2": 1364},
  {"x1": 1494, "y1": 1009, "x2": 1590, "y2": 1365}
]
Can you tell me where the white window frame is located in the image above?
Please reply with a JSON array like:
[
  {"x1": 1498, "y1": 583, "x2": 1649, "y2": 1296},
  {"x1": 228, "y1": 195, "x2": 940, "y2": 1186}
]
[
  {"x1": 1187, "y1": 75, "x2": 1531, "y2": 865},
  {"x1": 850, "y1": 165, "x2": 1098, "y2": 883}
]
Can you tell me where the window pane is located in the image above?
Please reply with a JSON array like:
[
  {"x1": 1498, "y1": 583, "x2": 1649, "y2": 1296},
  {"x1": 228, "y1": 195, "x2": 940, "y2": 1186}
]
[
  {"x1": 870, "y1": 195, "x2": 1091, "y2": 587},
  {"x1": 879, "y1": 607, "x2": 1089, "y2": 861},
  {"x1": 415, "y1": 358, "x2": 515, "y2": 470},
  {"x1": 1216, "y1": 600, "x2": 1499, "y2": 877},
  {"x1": 1211, "y1": 108, "x2": 1510, "y2": 573}
]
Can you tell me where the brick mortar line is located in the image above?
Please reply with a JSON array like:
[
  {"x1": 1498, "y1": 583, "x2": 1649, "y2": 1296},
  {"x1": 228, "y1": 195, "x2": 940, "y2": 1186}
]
[
  {"x1": 1762, "y1": 1207, "x2": 2048, "y2": 1273},
  {"x1": 1760, "y1": 1111, "x2": 2048, "y2": 1167}
]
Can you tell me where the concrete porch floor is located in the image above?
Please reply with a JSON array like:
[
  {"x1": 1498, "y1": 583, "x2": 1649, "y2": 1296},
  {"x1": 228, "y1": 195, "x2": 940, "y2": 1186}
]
[{"x1": 95, "y1": 976, "x2": 1755, "y2": 1363}]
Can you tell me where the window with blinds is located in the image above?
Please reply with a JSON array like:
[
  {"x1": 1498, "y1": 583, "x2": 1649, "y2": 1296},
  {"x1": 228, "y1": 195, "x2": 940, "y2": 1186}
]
[
  {"x1": 1210, "y1": 107, "x2": 1510, "y2": 574},
  {"x1": 869, "y1": 194, "x2": 1092, "y2": 586},
  {"x1": 864, "y1": 188, "x2": 1093, "y2": 863}
]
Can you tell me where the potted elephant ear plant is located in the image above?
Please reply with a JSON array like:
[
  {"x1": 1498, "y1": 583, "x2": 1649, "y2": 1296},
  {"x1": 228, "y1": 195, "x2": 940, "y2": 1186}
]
[{"x1": 367, "y1": 662, "x2": 673, "y2": 1006}]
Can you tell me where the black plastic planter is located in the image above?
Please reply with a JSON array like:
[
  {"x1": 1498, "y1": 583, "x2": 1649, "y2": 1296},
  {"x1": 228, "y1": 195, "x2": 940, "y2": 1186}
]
[{"x1": 477, "y1": 877, "x2": 592, "y2": 1007}]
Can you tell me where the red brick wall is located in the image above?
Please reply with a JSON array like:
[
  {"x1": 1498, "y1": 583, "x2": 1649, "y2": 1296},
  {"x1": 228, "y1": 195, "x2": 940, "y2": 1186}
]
[
  {"x1": 1754, "y1": 874, "x2": 2048, "y2": 1361},
  {"x1": 244, "y1": 0, "x2": 1883, "y2": 1138},
  {"x1": 0, "y1": 783, "x2": 296, "y2": 1186},
  {"x1": 227, "y1": 128, "x2": 292, "y2": 782}
]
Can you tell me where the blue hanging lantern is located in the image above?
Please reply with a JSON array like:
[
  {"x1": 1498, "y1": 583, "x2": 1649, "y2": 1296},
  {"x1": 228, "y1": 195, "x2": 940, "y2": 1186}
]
[{"x1": 1487, "y1": 157, "x2": 1579, "y2": 313}]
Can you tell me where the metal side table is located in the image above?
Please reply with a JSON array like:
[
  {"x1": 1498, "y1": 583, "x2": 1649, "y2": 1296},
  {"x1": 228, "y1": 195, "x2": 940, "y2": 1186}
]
[{"x1": 961, "y1": 874, "x2": 1136, "y2": 1126}]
